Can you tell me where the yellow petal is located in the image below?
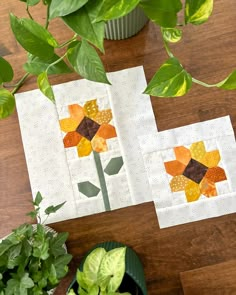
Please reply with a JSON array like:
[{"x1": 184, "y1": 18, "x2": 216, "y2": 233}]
[
  {"x1": 94, "y1": 109, "x2": 112, "y2": 125},
  {"x1": 200, "y1": 150, "x2": 221, "y2": 168},
  {"x1": 190, "y1": 141, "x2": 206, "y2": 161},
  {"x1": 77, "y1": 137, "x2": 92, "y2": 157},
  {"x1": 91, "y1": 135, "x2": 108, "y2": 153},
  {"x1": 170, "y1": 175, "x2": 189, "y2": 192},
  {"x1": 185, "y1": 180, "x2": 201, "y2": 202},
  {"x1": 83, "y1": 99, "x2": 98, "y2": 119},
  {"x1": 59, "y1": 118, "x2": 79, "y2": 132}
]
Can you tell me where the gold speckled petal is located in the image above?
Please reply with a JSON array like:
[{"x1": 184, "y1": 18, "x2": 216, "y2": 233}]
[
  {"x1": 200, "y1": 150, "x2": 221, "y2": 168},
  {"x1": 190, "y1": 141, "x2": 206, "y2": 162},
  {"x1": 185, "y1": 180, "x2": 201, "y2": 202},
  {"x1": 91, "y1": 135, "x2": 108, "y2": 153},
  {"x1": 59, "y1": 118, "x2": 79, "y2": 132},
  {"x1": 83, "y1": 99, "x2": 98, "y2": 119},
  {"x1": 170, "y1": 175, "x2": 189, "y2": 192},
  {"x1": 94, "y1": 109, "x2": 112, "y2": 125},
  {"x1": 174, "y1": 146, "x2": 191, "y2": 165},
  {"x1": 77, "y1": 137, "x2": 92, "y2": 157},
  {"x1": 199, "y1": 177, "x2": 217, "y2": 197}
]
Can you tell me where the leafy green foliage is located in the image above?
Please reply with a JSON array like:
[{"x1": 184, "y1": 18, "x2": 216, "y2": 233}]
[
  {"x1": 161, "y1": 27, "x2": 182, "y2": 43},
  {"x1": 67, "y1": 40, "x2": 110, "y2": 84},
  {"x1": 49, "y1": 0, "x2": 89, "y2": 19},
  {"x1": 95, "y1": 0, "x2": 140, "y2": 22},
  {"x1": 140, "y1": 0, "x2": 182, "y2": 28},
  {"x1": 0, "y1": 89, "x2": 15, "y2": 119},
  {"x1": 0, "y1": 57, "x2": 14, "y2": 83},
  {"x1": 44, "y1": 201, "x2": 66, "y2": 215},
  {"x1": 0, "y1": 193, "x2": 71, "y2": 294},
  {"x1": 185, "y1": 0, "x2": 214, "y2": 25},
  {"x1": 217, "y1": 70, "x2": 236, "y2": 90},
  {"x1": 69, "y1": 247, "x2": 130, "y2": 295},
  {"x1": 37, "y1": 72, "x2": 55, "y2": 102},
  {"x1": 144, "y1": 57, "x2": 192, "y2": 97},
  {"x1": 20, "y1": 0, "x2": 40, "y2": 6},
  {"x1": 10, "y1": 14, "x2": 58, "y2": 60}
]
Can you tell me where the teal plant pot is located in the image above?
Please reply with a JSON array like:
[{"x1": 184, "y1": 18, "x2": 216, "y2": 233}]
[
  {"x1": 105, "y1": 7, "x2": 148, "y2": 40},
  {"x1": 67, "y1": 241, "x2": 147, "y2": 295}
]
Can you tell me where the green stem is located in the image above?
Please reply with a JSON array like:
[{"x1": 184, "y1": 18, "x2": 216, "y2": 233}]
[
  {"x1": 12, "y1": 73, "x2": 30, "y2": 95},
  {"x1": 45, "y1": 5, "x2": 50, "y2": 29},
  {"x1": 26, "y1": 5, "x2": 33, "y2": 20},
  {"x1": 93, "y1": 151, "x2": 111, "y2": 211},
  {"x1": 192, "y1": 77, "x2": 216, "y2": 88},
  {"x1": 58, "y1": 34, "x2": 78, "y2": 48},
  {"x1": 163, "y1": 40, "x2": 174, "y2": 58},
  {"x1": 46, "y1": 52, "x2": 68, "y2": 72}
]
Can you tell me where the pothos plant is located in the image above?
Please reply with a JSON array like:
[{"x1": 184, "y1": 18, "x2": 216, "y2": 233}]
[
  {"x1": 0, "y1": 192, "x2": 72, "y2": 295},
  {"x1": 67, "y1": 247, "x2": 131, "y2": 295},
  {"x1": 0, "y1": 0, "x2": 236, "y2": 119}
]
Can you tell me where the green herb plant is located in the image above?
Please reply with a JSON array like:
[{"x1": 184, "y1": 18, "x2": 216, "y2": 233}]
[
  {"x1": 1, "y1": 0, "x2": 236, "y2": 119},
  {"x1": 0, "y1": 192, "x2": 72, "y2": 295},
  {"x1": 67, "y1": 247, "x2": 131, "y2": 295}
]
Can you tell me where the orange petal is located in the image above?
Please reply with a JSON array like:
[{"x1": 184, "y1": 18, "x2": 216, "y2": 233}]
[
  {"x1": 190, "y1": 141, "x2": 206, "y2": 161},
  {"x1": 199, "y1": 178, "x2": 217, "y2": 197},
  {"x1": 77, "y1": 137, "x2": 92, "y2": 157},
  {"x1": 174, "y1": 146, "x2": 191, "y2": 165},
  {"x1": 164, "y1": 160, "x2": 186, "y2": 177},
  {"x1": 170, "y1": 175, "x2": 189, "y2": 192},
  {"x1": 63, "y1": 132, "x2": 82, "y2": 148},
  {"x1": 94, "y1": 109, "x2": 112, "y2": 125},
  {"x1": 185, "y1": 180, "x2": 201, "y2": 202},
  {"x1": 68, "y1": 104, "x2": 84, "y2": 124},
  {"x1": 96, "y1": 124, "x2": 117, "y2": 139},
  {"x1": 91, "y1": 135, "x2": 108, "y2": 153},
  {"x1": 59, "y1": 118, "x2": 79, "y2": 132},
  {"x1": 200, "y1": 150, "x2": 221, "y2": 168},
  {"x1": 205, "y1": 167, "x2": 227, "y2": 183},
  {"x1": 83, "y1": 99, "x2": 98, "y2": 119}
]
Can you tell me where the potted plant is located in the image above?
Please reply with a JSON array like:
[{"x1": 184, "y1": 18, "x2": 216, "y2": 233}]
[
  {"x1": 1, "y1": 0, "x2": 236, "y2": 119},
  {"x1": 67, "y1": 241, "x2": 147, "y2": 295},
  {"x1": 0, "y1": 192, "x2": 72, "y2": 295}
]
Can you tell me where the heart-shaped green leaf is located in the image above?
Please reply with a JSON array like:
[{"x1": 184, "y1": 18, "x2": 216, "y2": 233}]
[
  {"x1": 37, "y1": 72, "x2": 55, "y2": 102},
  {"x1": 140, "y1": 0, "x2": 182, "y2": 28},
  {"x1": 216, "y1": 70, "x2": 236, "y2": 90},
  {"x1": 95, "y1": 0, "x2": 139, "y2": 21},
  {"x1": 24, "y1": 54, "x2": 72, "y2": 75},
  {"x1": 0, "y1": 57, "x2": 14, "y2": 83},
  {"x1": 49, "y1": 0, "x2": 88, "y2": 19},
  {"x1": 10, "y1": 14, "x2": 58, "y2": 60},
  {"x1": 67, "y1": 40, "x2": 110, "y2": 84},
  {"x1": 185, "y1": 0, "x2": 214, "y2": 25},
  {"x1": 161, "y1": 27, "x2": 182, "y2": 43},
  {"x1": 63, "y1": 3, "x2": 105, "y2": 53},
  {"x1": 144, "y1": 57, "x2": 192, "y2": 97},
  {"x1": 0, "y1": 88, "x2": 15, "y2": 119}
]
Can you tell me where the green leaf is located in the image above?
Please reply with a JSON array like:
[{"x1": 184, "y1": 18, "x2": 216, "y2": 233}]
[
  {"x1": 144, "y1": 57, "x2": 192, "y2": 97},
  {"x1": 20, "y1": 273, "x2": 34, "y2": 290},
  {"x1": 0, "y1": 56, "x2": 14, "y2": 83},
  {"x1": 67, "y1": 40, "x2": 110, "y2": 84},
  {"x1": 20, "y1": 0, "x2": 40, "y2": 5},
  {"x1": 10, "y1": 14, "x2": 58, "y2": 60},
  {"x1": 5, "y1": 278, "x2": 20, "y2": 295},
  {"x1": 0, "y1": 88, "x2": 15, "y2": 119},
  {"x1": 104, "y1": 157, "x2": 124, "y2": 176},
  {"x1": 140, "y1": 0, "x2": 182, "y2": 28},
  {"x1": 44, "y1": 201, "x2": 66, "y2": 215},
  {"x1": 185, "y1": 0, "x2": 213, "y2": 25},
  {"x1": 161, "y1": 27, "x2": 182, "y2": 43},
  {"x1": 34, "y1": 191, "x2": 43, "y2": 206},
  {"x1": 98, "y1": 247, "x2": 126, "y2": 293},
  {"x1": 7, "y1": 244, "x2": 22, "y2": 269},
  {"x1": 54, "y1": 254, "x2": 72, "y2": 279},
  {"x1": 48, "y1": 264, "x2": 58, "y2": 285},
  {"x1": 49, "y1": 232, "x2": 68, "y2": 257},
  {"x1": 95, "y1": 0, "x2": 139, "y2": 21},
  {"x1": 24, "y1": 54, "x2": 72, "y2": 75},
  {"x1": 49, "y1": 0, "x2": 89, "y2": 19},
  {"x1": 83, "y1": 248, "x2": 106, "y2": 287},
  {"x1": 216, "y1": 70, "x2": 236, "y2": 90},
  {"x1": 37, "y1": 72, "x2": 55, "y2": 102},
  {"x1": 63, "y1": 3, "x2": 105, "y2": 53}
]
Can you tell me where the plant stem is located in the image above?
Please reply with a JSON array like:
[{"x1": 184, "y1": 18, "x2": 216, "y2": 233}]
[
  {"x1": 192, "y1": 77, "x2": 216, "y2": 88},
  {"x1": 26, "y1": 5, "x2": 33, "y2": 20},
  {"x1": 58, "y1": 34, "x2": 78, "y2": 48},
  {"x1": 45, "y1": 5, "x2": 49, "y2": 29},
  {"x1": 46, "y1": 52, "x2": 68, "y2": 72},
  {"x1": 163, "y1": 40, "x2": 174, "y2": 58},
  {"x1": 12, "y1": 73, "x2": 30, "y2": 95}
]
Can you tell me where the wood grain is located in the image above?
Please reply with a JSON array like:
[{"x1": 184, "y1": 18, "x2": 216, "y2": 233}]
[
  {"x1": 180, "y1": 260, "x2": 236, "y2": 295},
  {"x1": 1, "y1": 0, "x2": 236, "y2": 294}
]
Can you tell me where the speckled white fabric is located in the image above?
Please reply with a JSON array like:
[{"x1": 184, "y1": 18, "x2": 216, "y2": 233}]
[
  {"x1": 139, "y1": 116, "x2": 236, "y2": 228},
  {"x1": 15, "y1": 66, "x2": 157, "y2": 224}
]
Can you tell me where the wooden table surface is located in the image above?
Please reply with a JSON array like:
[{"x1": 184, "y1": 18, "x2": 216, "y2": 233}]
[{"x1": 1, "y1": 1, "x2": 236, "y2": 294}]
